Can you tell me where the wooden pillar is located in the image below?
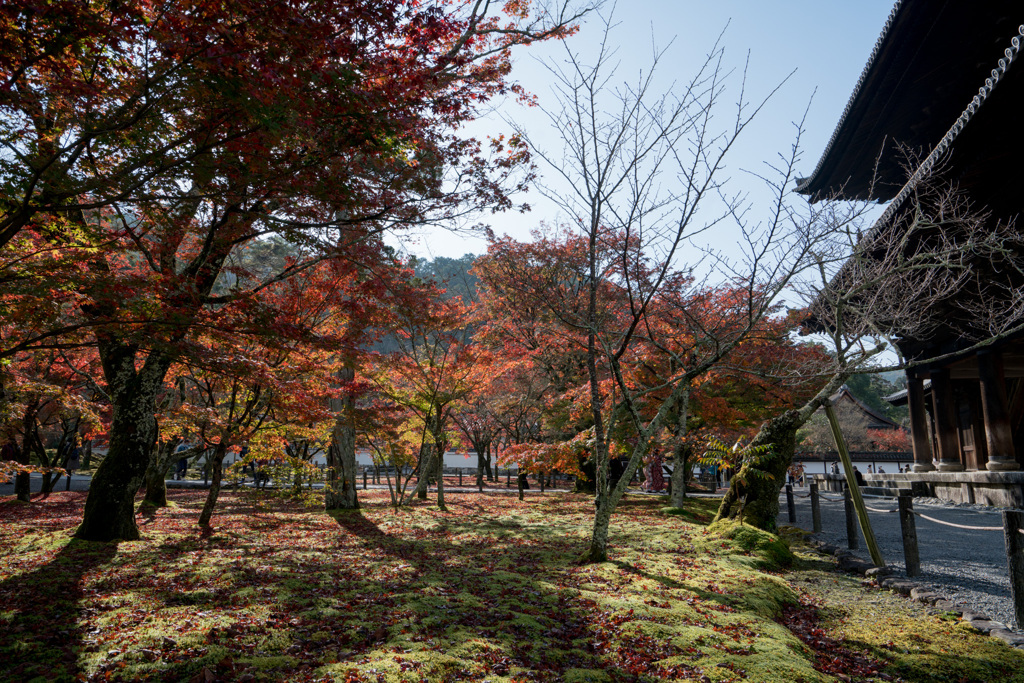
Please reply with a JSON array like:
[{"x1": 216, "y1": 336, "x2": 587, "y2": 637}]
[
  {"x1": 979, "y1": 349, "x2": 1020, "y2": 471},
  {"x1": 968, "y1": 383, "x2": 988, "y2": 470},
  {"x1": 930, "y1": 368, "x2": 964, "y2": 472},
  {"x1": 907, "y1": 373, "x2": 935, "y2": 472}
]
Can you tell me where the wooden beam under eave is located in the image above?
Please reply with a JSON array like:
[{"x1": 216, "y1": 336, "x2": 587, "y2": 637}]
[{"x1": 946, "y1": 350, "x2": 1024, "y2": 380}]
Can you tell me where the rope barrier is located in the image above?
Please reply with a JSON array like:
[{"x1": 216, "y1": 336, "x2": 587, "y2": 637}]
[
  {"x1": 788, "y1": 489, "x2": 1009, "y2": 530},
  {"x1": 818, "y1": 494, "x2": 846, "y2": 502},
  {"x1": 909, "y1": 509, "x2": 1002, "y2": 531},
  {"x1": 795, "y1": 490, "x2": 1007, "y2": 516}
]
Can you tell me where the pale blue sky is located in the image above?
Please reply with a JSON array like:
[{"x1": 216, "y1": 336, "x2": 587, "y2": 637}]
[{"x1": 401, "y1": 1, "x2": 897, "y2": 259}]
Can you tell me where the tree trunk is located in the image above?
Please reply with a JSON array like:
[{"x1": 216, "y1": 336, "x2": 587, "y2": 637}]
[
  {"x1": 712, "y1": 410, "x2": 801, "y2": 531},
  {"x1": 580, "y1": 217, "x2": 614, "y2": 559},
  {"x1": 14, "y1": 414, "x2": 34, "y2": 501},
  {"x1": 581, "y1": 379, "x2": 688, "y2": 563},
  {"x1": 484, "y1": 443, "x2": 494, "y2": 481},
  {"x1": 332, "y1": 366, "x2": 359, "y2": 509},
  {"x1": 82, "y1": 439, "x2": 92, "y2": 469},
  {"x1": 584, "y1": 493, "x2": 614, "y2": 561},
  {"x1": 14, "y1": 468, "x2": 30, "y2": 501},
  {"x1": 143, "y1": 440, "x2": 178, "y2": 508},
  {"x1": 435, "y1": 442, "x2": 447, "y2": 511},
  {"x1": 75, "y1": 420, "x2": 158, "y2": 541},
  {"x1": 198, "y1": 442, "x2": 229, "y2": 527},
  {"x1": 415, "y1": 444, "x2": 433, "y2": 500},
  {"x1": 326, "y1": 370, "x2": 360, "y2": 510},
  {"x1": 325, "y1": 442, "x2": 342, "y2": 507},
  {"x1": 144, "y1": 466, "x2": 168, "y2": 508},
  {"x1": 669, "y1": 444, "x2": 687, "y2": 507},
  {"x1": 668, "y1": 387, "x2": 691, "y2": 508},
  {"x1": 75, "y1": 349, "x2": 170, "y2": 542},
  {"x1": 573, "y1": 455, "x2": 596, "y2": 494}
]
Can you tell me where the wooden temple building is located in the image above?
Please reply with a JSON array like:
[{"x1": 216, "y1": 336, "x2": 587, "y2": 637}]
[{"x1": 797, "y1": 1, "x2": 1024, "y2": 504}]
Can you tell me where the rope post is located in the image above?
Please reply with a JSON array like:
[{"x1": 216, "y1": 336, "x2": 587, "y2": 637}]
[
  {"x1": 810, "y1": 480, "x2": 821, "y2": 533},
  {"x1": 786, "y1": 483, "x2": 796, "y2": 523},
  {"x1": 1002, "y1": 510, "x2": 1024, "y2": 628},
  {"x1": 363, "y1": 470, "x2": 367, "y2": 490},
  {"x1": 844, "y1": 483, "x2": 859, "y2": 550},
  {"x1": 898, "y1": 493, "x2": 920, "y2": 577}
]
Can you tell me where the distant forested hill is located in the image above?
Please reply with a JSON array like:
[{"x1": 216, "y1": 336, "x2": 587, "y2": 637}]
[
  {"x1": 412, "y1": 253, "x2": 479, "y2": 302},
  {"x1": 370, "y1": 254, "x2": 480, "y2": 354}
]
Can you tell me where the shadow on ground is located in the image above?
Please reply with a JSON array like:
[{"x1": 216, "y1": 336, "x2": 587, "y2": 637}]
[{"x1": 0, "y1": 532, "x2": 117, "y2": 682}]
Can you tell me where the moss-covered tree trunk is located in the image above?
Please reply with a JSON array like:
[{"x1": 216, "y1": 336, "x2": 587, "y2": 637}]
[
  {"x1": 713, "y1": 372, "x2": 853, "y2": 531},
  {"x1": 712, "y1": 410, "x2": 801, "y2": 531}
]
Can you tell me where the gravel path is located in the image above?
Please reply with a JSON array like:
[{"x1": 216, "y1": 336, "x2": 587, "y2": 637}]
[{"x1": 782, "y1": 488, "x2": 1019, "y2": 629}]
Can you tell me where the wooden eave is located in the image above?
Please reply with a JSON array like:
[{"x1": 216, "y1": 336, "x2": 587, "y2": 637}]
[{"x1": 796, "y1": 0, "x2": 1024, "y2": 202}]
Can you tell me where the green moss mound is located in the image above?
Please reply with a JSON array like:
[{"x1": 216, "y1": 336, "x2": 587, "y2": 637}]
[{"x1": 708, "y1": 518, "x2": 795, "y2": 570}]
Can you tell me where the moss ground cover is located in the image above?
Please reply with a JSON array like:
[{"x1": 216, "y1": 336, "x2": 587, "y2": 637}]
[{"x1": 0, "y1": 490, "x2": 1021, "y2": 682}]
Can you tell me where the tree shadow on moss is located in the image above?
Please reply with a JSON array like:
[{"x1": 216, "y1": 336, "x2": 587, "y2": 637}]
[
  {"x1": 841, "y1": 632, "x2": 1024, "y2": 683},
  {"x1": 328, "y1": 508, "x2": 606, "y2": 677},
  {"x1": 0, "y1": 537, "x2": 118, "y2": 682}
]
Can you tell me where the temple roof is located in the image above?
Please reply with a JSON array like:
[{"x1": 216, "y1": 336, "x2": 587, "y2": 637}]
[
  {"x1": 800, "y1": 4, "x2": 1024, "y2": 356},
  {"x1": 796, "y1": 1, "x2": 1024, "y2": 203},
  {"x1": 829, "y1": 385, "x2": 903, "y2": 430}
]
